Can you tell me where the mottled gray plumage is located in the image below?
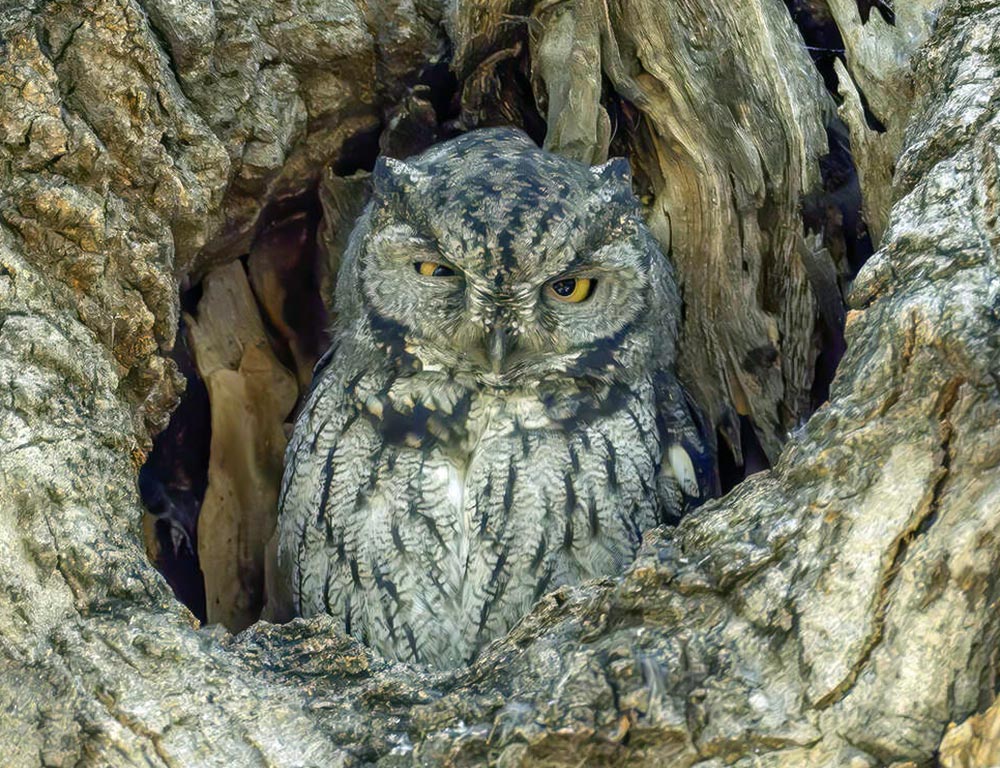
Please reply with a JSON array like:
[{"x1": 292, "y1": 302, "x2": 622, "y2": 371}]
[{"x1": 277, "y1": 128, "x2": 706, "y2": 667}]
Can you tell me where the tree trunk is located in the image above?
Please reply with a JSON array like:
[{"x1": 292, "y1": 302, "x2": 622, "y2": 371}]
[{"x1": 1, "y1": 0, "x2": 998, "y2": 766}]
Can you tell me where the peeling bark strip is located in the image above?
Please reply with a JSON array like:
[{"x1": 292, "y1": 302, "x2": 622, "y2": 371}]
[{"x1": 2, "y1": 0, "x2": 1000, "y2": 767}]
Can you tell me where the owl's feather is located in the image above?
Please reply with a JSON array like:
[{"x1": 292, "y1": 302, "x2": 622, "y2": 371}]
[{"x1": 277, "y1": 128, "x2": 710, "y2": 667}]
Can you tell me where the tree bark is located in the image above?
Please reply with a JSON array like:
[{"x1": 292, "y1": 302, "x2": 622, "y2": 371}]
[{"x1": 2, "y1": 0, "x2": 998, "y2": 766}]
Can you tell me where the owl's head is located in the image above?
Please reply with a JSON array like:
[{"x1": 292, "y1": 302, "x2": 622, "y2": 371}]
[{"x1": 339, "y1": 128, "x2": 679, "y2": 391}]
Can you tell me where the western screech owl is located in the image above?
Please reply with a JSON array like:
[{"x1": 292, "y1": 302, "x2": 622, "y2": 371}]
[{"x1": 276, "y1": 128, "x2": 708, "y2": 667}]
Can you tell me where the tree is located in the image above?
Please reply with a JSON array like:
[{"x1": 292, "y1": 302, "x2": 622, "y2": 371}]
[{"x1": 1, "y1": 0, "x2": 997, "y2": 764}]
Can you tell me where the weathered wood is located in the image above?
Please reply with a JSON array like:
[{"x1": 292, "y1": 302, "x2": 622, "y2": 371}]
[
  {"x1": 186, "y1": 262, "x2": 298, "y2": 631},
  {"x1": 1, "y1": 0, "x2": 997, "y2": 766},
  {"x1": 825, "y1": 0, "x2": 939, "y2": 243},
  {"x1": 940, "y1": 695, "x2": 1000, "y2": 768}
]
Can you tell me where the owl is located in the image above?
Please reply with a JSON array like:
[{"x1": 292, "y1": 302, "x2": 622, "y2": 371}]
[{"x1": 276, "y1": 128, "x2": 709, "y2": 668}]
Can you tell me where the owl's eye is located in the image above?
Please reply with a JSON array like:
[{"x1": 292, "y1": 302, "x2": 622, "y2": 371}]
[
  {"x1": 545, "y1": 277, "x2": 595, "y2": 303},
  {"x1": 415, "y1": 261, "x2": 456, "y2": 277}
]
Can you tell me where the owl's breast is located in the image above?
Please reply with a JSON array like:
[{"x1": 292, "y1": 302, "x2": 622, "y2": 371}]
[
  {"x1": 280, "y1": 371, "x2": 666, "y2": 667},
  {"x1": 413, "y1": 386, "x2": 666, "y2": 662}
]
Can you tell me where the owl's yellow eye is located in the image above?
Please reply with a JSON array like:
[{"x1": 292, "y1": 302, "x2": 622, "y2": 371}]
[
  {"x1": 415, "y1": 261, "x2": 455, "y2": 277},
  {"x1": 545, "y1": 277, "x2": 594, "y2": 303}
]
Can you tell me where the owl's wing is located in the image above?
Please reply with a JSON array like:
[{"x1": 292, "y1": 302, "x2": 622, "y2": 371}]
[
  {"x1": 308, "y1": 335, "x2": 340, "y2": 393},
  {"x1": 653, "y1": 370, "x2": 719, "y2": 508}
]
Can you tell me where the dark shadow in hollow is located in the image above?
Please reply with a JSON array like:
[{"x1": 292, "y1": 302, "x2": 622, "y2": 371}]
[
  {"x1": 805, "y1": 121, "x2": 874, "y2": 410},
  {"x1": 718, "y1": 417, "x2": 773, "y2": 495},
  {"x1": 139, "y1": 290, "x2": 210, "y2": 624},
  {"x1": 141, "y1": 188, "x2": 331, "y2": 620},
  {"x1": 782, "y1": 0, "x2": 878, "y2": 399},
  {"x1": 783, "y1": 0, "x2": 887, "y2": 132}
]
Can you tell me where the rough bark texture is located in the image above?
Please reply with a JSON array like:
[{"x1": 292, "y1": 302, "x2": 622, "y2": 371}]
[{"x1": 2, "y1": 0, "x2": 998, "y2": 766}]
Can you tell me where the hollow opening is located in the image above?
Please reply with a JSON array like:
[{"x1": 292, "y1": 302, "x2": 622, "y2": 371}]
[
  {"x1": 783, "y1": 0, "x2": 889, "y2": 132},
  {"x1": 783, "y1": 0, "x2": 877, "y2": 426},
  {"x1": 140, "y1": 186, "x2": 333, "y2": 631},
  {"x1": 141, "y1": 32, "x2": 875, "y2": 639}
]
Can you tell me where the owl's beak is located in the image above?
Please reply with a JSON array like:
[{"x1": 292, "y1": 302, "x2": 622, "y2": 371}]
[{"x1": 486, "y1": 326, "x2": 508, "y2": 373}]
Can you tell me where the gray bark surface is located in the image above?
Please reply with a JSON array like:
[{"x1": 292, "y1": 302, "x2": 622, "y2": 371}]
[{"x1": 1, "y1": 0, "x2": 998, "y2": 766}]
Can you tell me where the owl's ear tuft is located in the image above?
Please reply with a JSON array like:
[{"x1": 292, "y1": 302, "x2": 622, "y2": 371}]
[
  {"x1": 372, "y1": 156, "x2": 431, "y2": 197},
  {"x1": 590, "y1": 157, "x2": 632, "y2": 188}
]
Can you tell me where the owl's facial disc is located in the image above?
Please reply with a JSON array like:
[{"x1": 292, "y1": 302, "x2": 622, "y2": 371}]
[
  {"x1": 362, "y1": 222, "x2": 655, "y2": 388},
  {"x1": 356, "y1": 137, "x2": 671, "y2": 390}
]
